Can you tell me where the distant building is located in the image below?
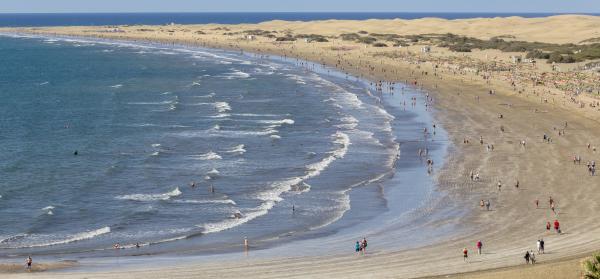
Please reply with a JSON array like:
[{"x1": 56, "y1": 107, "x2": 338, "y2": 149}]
[
  {"x1": 511, "y1": 55, "x2": 522, "y2": 63},
  {"x1": 246, "y1": 35, "x2": 256, "y2": 41},
  {"x1": 421, "y1": 46, "x2": 431, "y2": 53}
]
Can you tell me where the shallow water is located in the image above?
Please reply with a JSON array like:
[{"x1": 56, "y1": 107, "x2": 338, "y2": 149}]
[{"x1": 0, "y1": 35, "x2": 425, "y2": 258}]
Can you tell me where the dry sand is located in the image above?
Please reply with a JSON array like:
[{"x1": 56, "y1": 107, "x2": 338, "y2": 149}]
[{"x1": 1, "y1": 15, "x2": 600, "y2": 278}]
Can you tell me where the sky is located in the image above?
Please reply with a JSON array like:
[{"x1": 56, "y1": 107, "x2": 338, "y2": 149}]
[{"x1": 1, "y1": 0, "x2": 599, "y2": 13}]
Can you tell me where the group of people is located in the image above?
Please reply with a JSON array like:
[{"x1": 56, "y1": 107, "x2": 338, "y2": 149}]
[
  {"x1": 524, "y1": 250, "x2": 536, "y2": 264},
  {"x1": 354, "y1": 238, "x2": 368, "y2": 255},
  {"x1": 587, "y1": 160, "x2": 596, "y2": 176},
  {"x1": 479, "y1": 199, "x2": 491, "y2": 211}
]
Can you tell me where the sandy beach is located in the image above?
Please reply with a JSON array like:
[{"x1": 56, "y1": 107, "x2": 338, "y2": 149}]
[{"x1": 2, "y1": 15, "x2": 600, "y2": 278}]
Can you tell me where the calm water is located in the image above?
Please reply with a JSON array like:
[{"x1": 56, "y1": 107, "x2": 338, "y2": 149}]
[
  {"x1": 0, "y1": 12, "x2": 597, "y2": 27},
  {"x1": 0, "y1": 34, "x2": 407, "y2": 256}
]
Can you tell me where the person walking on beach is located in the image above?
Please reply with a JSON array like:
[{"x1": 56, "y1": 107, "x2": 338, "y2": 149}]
[
  {"x1": 540, "y1": 239, "x2": 545, "y2": 254},
  {"x1": 524, "y1": 251, "x2": 530, "y2": 264},
  {"x1": 480, "y1": 199, "x2": 485, "y2": 209},
  {"x1": 355, "y1": 241, "x2": 361, "y2": 254},
  {"x1": 485, "y1": 200, "x2": 491, "y2": 211},
  {"x1": 463, "y1": 248, "x2": 468, "y2": 262},
  {"x1": 546, "y1": 221, "x2": 551, "y2": 232},
  {"x1": 537, "y1": 239, "x2": 541, "y2": 253},
  {"x1": 476, "y1": 240, "x2": 483, "y2": 255},
  {"x1": 497, "y1": 180, "x2": 502, "y2": 191},
  {"x1": 535, "y1": 199, "x2": 539, "y2": 209},
  {"x1": 26, "y1": 256, "x2": 32, "y2": 271},
  {"x1": 361, "y1": 237, "x2": 368, "y2": 255},
  {"x1": 530, "y1": 251, "x2": 536, "y2": 264},
  {"x1": 554, "y1": 219, "x2": 561, "y2": 233}
]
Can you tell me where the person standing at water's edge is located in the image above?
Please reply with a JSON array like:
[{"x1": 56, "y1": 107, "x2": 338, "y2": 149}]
[
  {"x1": 26, "y1": 256, "x2": 32, "y2": 271},
  {"x1": 476, "y1": 240, "x2": 483, "y2": 255},
  {"x1": 463, "y1": 248, "x2": 468, "y2": 262}
]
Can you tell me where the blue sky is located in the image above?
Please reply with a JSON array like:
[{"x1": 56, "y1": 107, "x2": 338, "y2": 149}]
[{"x1": 1, "y1": 0, "x2": 599, "y2": 13}]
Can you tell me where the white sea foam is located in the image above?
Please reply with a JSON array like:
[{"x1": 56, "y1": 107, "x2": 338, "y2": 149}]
[
  {"x1": 285, "y1": 74, "x2": 307, "y2": 84},
  {"x1": 39, "y1": 81, "x2": 49, "y2": 86},
  {"x1": 151, "y1": 143, "x2": 161, "y2": 148},
  {"x1": 192, "y1": 102, "x2": 231, "y2": 113},
  {"x1": 309, "y1": 191, "x2": 351, "y2": 231},
  {"x1": 224, "y1": 144, "x2": 246, "y2": 155},
  {"x1": 150, "y1": 151, "x2": 160, "y2": 156},
  {"x1": 194, "y1": 93, "x2": 215, "y2": 98},
  {"x1": 231, "y1": 113, "x2": 285, "y2": 117},
  {"x1": 13, "y1": 227, "x2": 111, "y2": 248},
  {"x1": 306, "y1": 132, "x2": 350, "y2": 177},
  {"x1": 270, "y1": 135, "x2": 281, "y2": 140},
  {"x1": 258, "y1": 119, "x2": 295, "y2": 125},
  {"x1": 127, "y1": 101, "x2": 172, "y2": 105},
  {"x1": 189, "y1": 151, "x2": 222, "y2": 160},
  {"x1": 116, "y1": 187, "x2": 182, "y2": 202},
  {"x1": 110, "y1": 84, "x2": 123, "y2": 88},
  {"x1": 174, "y1": 199, "x2": 236, "y2": 205},
  {"x1": 199, "y1": 206, "x2": 267, "y2": 234},
  {"x1": 214, "y1": 102, "x2": 231, "y2": 112},
  {"x1": 208, "y1": 113, "x2": 231, "y2": 118},
  {"x1": 42, "y1": 206, "x2": 55, "y2": 211},
  {"x1": 220, "y1": 70, "x2": 250, "y2": 79},
  {"x1": 200, "y1": 132, "x2": 350, "y2": 234},
  {"x1": 336, "y1": 116, "x2": 359, "y2": 130},
  {"x1": 207, "y1": 168, "x2": 220, "y2": 175}
]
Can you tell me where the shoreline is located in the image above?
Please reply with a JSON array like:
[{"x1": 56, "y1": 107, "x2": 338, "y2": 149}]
[
  {"x1": 0, "y1": 34, "x2": 458, "y2": 273},
  {"x1": 2, "y1": 16, "x2": 600, "y2": 278}
]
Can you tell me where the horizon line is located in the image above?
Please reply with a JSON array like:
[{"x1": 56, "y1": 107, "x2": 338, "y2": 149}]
[{"x1": 0, "y1": 11, "x2": 599, "y2": 15}]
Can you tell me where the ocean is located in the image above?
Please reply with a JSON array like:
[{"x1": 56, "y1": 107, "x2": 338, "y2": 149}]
[
  {"x1": 0, "y1": 34, "x2": 456, "y2": 259},
  {"x1": 0, "y1": 12, "x2": 597, "y2": 27}
]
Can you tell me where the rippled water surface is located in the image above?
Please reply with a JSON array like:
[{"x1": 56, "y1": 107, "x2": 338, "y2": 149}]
[{"x1": 0, "y1": 35, "x2": 405, "y2": 256}]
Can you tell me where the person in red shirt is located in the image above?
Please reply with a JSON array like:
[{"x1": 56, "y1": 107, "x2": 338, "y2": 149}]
[
  {"x1": 546, "y1": 221, "x2": 551, "y2": 231},
  {"x1": 463, "y1": 248, "x2": 468, "y2": 262},
  {"x1": 476, "y1": 240, "x2": 483, "y2": 255},
  {"x1": 554, "y1": 219, "x2": 560, "y2": 233}
]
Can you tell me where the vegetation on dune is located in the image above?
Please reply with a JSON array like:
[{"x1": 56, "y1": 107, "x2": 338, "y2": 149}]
[
  {"x1": 340, "y1": 33, "x2": 361, "y2": 41},
  {"x1": 275, "y1": 35, "x2": 296, "y2": 42},
  {"x1": 374, "y1": 33, "x2": 600, "y2": 63},
  {"x1": 357, "y1": 36, "x2": 377, "y2": 44},
  {"x1": 244, "y1": 29, "x2": 274, "y2": 36},
  {"x1": 580, "y1": 37, "x2": 600, "y2": 44},
  {"x1": 583, "y1": 253, "x2": 600, "y2": 279},
  {"x1": 295, "y1": 34, "x2": 329, "y2": 42}
]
